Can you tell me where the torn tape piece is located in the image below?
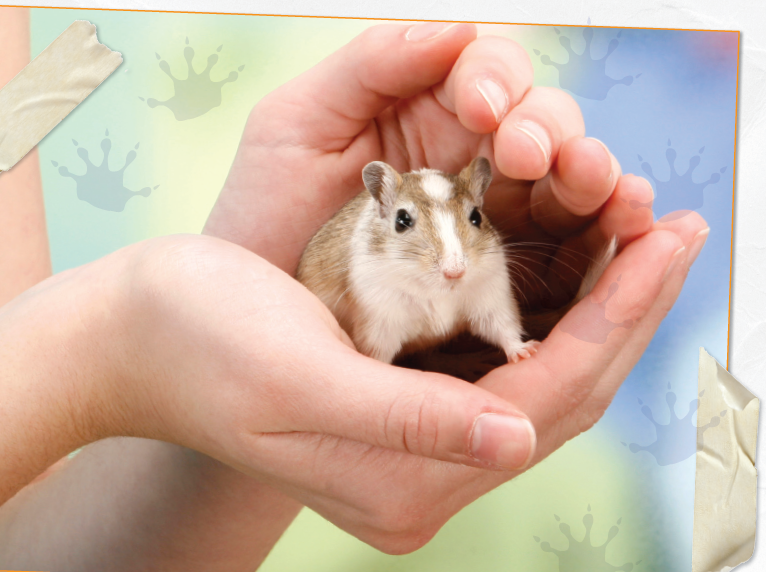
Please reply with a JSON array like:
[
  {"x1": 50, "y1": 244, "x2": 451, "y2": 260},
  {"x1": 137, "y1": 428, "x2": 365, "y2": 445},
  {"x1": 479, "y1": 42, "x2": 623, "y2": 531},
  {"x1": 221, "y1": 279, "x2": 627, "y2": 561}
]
[
  {"x1": 693, "y1": 347, "x2": 759, "y2": 572},
  {"x1": 0, "y1": 20, "x2": 122, "y2": 172}
]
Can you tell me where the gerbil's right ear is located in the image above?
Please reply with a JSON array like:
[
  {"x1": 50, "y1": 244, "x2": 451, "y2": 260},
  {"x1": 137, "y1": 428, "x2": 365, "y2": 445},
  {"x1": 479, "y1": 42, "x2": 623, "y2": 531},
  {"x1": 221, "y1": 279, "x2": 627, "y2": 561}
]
[{"x1": 363, "y1": 161, "x2": 402, "y2": 218}]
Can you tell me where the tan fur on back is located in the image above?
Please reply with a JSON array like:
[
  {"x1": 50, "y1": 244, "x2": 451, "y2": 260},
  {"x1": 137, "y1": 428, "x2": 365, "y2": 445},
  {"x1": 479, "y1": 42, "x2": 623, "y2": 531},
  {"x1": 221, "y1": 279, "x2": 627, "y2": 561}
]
[{"x1": 296, "y1": 191, "x2": 369, "y2": 337}]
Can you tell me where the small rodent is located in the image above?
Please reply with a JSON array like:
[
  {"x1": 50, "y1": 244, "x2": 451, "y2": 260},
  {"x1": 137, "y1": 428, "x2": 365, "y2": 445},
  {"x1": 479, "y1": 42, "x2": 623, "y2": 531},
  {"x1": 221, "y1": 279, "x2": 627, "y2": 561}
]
[{"x1": 296, "y1": 157, "x2": 614, "y2": 367}]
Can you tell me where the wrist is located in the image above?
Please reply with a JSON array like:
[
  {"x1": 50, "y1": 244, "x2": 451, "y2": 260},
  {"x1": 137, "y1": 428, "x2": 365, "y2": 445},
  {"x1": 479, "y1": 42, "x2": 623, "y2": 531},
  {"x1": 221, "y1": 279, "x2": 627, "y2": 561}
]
[{"x1": 0, "y1": 255, "x2": 130, "y2": 502}]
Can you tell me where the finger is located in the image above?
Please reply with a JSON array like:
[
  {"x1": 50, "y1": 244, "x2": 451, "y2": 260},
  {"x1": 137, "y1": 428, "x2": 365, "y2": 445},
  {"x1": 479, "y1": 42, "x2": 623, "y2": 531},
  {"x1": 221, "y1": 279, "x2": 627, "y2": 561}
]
[
  {"x1": 238, "y1": 430, "x2": 479, "y2": 554},
  {"x1": 493, "y1": 87, "x2": 585, "y2": 180},
  {"x1": 530, "y1": 137, "x2": 622, "y2": 236},
  {"x1": 537, "y1": 174, "x2": 656, "y2": 305},
  {"x1": 433, "y1": 35, "x2": 534, "y2": 134},
  {"x1": 481, "y1": 88, "x2": 585, "y2": 231},
  {"x1": 251, "y1": 22, "x2": 476, "y2": 149},
  {"x1": 269, "y1": 344, "x2": 537, "y2": 472},
  {"x1": 597, "y1": 174, "x2": 655, "y2": 247},
  {"x1": 479, "y1": 227, "x2": 685, "y2": 430},
  {"x1": 551, "y1": 212, "x2": 709, "y2": 445},
  {"x1": 654, "y1": 210, "x2": 710, "y2": 262}
]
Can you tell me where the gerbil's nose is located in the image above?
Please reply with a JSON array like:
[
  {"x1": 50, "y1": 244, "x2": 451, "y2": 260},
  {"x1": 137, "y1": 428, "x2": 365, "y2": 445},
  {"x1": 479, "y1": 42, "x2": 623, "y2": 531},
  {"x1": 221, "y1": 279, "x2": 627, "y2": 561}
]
[{"x1": 443, "y1": 267, "x2": 466, "y2": 280}]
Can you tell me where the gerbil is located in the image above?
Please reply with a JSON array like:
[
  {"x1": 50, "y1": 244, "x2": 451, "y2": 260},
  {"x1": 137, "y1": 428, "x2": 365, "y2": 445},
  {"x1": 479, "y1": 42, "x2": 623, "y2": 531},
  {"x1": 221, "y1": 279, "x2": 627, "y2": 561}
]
[{"x1": 296, "y1": 157, "x2": 614, "y2": 366}]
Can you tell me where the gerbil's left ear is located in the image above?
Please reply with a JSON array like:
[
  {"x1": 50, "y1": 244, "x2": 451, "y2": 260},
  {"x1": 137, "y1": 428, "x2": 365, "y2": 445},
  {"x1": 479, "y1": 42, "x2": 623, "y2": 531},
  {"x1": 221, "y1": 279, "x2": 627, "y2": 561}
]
[
  {"x1": 363, "y1": 161, "x2": 402, "y2": 218},
  {"x1": 460, "y1": 157, "x2": 493, "y2": 203}
]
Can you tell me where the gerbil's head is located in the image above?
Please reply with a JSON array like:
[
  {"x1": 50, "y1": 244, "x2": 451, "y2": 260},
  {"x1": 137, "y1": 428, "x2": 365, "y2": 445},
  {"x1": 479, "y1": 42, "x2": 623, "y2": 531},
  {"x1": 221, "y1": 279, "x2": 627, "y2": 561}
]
[{"x1": 361, "y1": 157, "x2": 501, "y2": 288}]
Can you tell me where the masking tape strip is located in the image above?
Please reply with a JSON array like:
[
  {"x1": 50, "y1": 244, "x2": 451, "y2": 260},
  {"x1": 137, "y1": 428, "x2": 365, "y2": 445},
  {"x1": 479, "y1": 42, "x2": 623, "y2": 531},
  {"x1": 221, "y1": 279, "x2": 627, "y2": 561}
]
[
  {"x1": 693, "y1": 348, "x2": 759, "y2": 572},
  {"x1": 0, "y1": 20, "x2": 122, "y2": 172}
]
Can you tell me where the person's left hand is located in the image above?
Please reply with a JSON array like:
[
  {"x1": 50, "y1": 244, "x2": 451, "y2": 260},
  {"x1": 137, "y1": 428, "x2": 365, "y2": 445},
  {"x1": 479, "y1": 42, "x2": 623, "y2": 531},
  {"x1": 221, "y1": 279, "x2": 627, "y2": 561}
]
[{"x1": 205, "y1": 22, "x2": 654, "y2": 305}]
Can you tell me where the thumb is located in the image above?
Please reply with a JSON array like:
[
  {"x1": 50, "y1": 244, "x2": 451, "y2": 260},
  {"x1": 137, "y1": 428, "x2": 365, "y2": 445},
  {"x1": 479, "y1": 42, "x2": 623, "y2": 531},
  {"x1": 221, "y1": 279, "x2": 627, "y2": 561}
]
[{"x1": 278, "y1": 344, "x2": 536, "y2": 471}]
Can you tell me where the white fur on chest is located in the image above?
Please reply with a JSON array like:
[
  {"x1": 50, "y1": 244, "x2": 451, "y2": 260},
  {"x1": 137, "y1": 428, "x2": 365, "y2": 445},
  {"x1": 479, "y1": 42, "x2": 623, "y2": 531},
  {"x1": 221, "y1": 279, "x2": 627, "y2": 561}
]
[{"x1": 346, "y1": 198, "x2": 521, "y2": 362}]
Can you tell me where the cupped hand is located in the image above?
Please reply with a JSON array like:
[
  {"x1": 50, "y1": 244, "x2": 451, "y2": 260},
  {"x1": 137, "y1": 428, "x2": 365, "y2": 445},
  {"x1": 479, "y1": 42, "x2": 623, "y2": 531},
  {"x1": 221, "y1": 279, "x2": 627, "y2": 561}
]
[
  {"x1": 205, "y1": 21, "x2": 653, "y2": 299},
  {"x1": 107, "y1": 235, "x2": 538, "y2": 475},
  {"x1": 200, "y1": 22, "x2": 708, "y2": 553}
]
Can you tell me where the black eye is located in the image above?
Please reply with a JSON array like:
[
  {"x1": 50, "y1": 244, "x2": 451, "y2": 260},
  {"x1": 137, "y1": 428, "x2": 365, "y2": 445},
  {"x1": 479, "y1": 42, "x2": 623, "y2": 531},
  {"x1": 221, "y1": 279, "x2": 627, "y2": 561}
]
[
  {"x1": 395, "y1": 209, "x2": 414, "y2": 232},
  {"x1": 469, "y1": 207, "x2": 482, "y2": 228}
]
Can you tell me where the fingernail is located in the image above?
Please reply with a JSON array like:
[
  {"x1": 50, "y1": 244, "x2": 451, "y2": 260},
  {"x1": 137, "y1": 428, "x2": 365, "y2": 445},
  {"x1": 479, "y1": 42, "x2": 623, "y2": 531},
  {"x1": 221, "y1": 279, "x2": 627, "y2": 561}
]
[
  {"x1": 476, "y1": 79, "x2": 509, "y2": 123},
  {"x1": 470, "y1": 413, "x2": 536, "y2": 470},
  {"x1": 406, "y1": 21, "x2": 456, "y2": 42},
  {"x1": 586, "y1": 137, "x2": 614, "y2": 185},
  {"x1": 640, "y1": 176, "x2": 655, "y2": 199},
  {"x1": 664, "y1": 246, "x2": 687, "y2": 282},
  {"x1": 687, "y1": 228, "x2": 710, "y2": 267},
  {"x1": 587, "y1": 137, "x2": 611, "y2": 162},
  {"x1": 515, "y1": 120, "x2": 552, "y2": 163}
]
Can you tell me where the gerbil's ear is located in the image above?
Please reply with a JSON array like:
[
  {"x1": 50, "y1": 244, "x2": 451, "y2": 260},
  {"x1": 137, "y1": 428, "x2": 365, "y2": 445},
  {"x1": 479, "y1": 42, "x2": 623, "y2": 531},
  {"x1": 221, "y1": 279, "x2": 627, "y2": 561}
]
[
  {"x1": 362, "y1": 161, "x2": 402, "y2": 217},
  {"x1": 460, "y1": 157, "x2": 493, "y2": 203}
]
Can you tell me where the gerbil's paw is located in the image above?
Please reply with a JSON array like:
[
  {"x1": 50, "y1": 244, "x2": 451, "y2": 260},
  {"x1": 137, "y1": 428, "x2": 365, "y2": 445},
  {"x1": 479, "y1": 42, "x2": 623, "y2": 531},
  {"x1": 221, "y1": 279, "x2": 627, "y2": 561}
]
[{"x1": 505, "y1": 340, "x2": 541, "y2": 364}]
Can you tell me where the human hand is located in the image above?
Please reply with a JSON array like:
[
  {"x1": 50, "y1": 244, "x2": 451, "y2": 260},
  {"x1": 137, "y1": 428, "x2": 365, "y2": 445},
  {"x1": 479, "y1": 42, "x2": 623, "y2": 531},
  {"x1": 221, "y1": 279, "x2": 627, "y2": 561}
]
[
  {"x1": 199, "y1": 22, "x2": 708, "y2": 553},
  {"x1": 0, "y1": 231, "x2": 540, "y2": 500},
  {"x1": 205, "y1": 21, "x2": 653, "y2": 292},
  {"x1": 109, "y1": 234, "x2": 539, "y2": 473}
]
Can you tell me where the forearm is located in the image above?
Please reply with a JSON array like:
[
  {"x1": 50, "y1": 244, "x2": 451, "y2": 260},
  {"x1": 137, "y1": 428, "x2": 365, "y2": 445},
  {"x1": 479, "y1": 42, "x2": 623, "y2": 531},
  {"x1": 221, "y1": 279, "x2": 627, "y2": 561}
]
[
  {"x1": 0, "y1": 438, "x2": 302, "y2": 571},
  {"x1": 0, "y1": 7, "x2": 51, "y2": 306},
  {"x1": 0, "y1": 243, "x2": 302, "y2": 570},
  {"x1": 0, "y1": 269, "x2": 105, "y2": 504}
]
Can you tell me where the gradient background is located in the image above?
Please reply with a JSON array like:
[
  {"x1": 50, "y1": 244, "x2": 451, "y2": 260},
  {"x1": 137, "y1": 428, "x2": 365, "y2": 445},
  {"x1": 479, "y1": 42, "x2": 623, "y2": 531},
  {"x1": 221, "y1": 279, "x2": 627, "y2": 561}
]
[{"x1": 30, "y1": 9, "x2": 738, "y2": 571}]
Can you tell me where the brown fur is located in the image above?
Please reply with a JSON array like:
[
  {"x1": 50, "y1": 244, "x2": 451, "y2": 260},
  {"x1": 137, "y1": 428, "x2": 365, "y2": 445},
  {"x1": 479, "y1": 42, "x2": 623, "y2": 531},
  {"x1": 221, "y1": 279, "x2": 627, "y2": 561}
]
[
  {"x1": 297, "y1": 157, "x2": 615, "y2": 369},
  {"x1": 296, "y1": 159, "x2": 502, "y2": 358}
]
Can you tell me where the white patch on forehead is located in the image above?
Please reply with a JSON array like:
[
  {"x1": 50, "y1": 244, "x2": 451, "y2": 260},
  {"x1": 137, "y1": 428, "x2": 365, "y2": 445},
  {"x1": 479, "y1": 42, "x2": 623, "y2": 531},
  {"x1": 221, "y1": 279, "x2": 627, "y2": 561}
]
[
  {"x1": 419, "y1": 170, "x2": 454, "y2": 203},
  {"x1": 434, "y1": 209, "x2": 465, "y2": 271}
]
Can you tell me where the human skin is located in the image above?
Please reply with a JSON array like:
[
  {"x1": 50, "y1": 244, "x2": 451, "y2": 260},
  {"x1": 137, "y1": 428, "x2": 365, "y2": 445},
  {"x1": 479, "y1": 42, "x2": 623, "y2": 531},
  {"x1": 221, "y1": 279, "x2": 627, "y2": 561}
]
[
  {"x1": 0, "y1": 7, "x2": 50, "y2": 304},
  {"x1": 201, "y1": 22, "x2": 707, "y2": 552},
  {"x1": 0, "y1": 19, "x2": 708, "y2": 570},
  {"x1": 0, "y1": 8, "x2": 301, "y2": 570}
]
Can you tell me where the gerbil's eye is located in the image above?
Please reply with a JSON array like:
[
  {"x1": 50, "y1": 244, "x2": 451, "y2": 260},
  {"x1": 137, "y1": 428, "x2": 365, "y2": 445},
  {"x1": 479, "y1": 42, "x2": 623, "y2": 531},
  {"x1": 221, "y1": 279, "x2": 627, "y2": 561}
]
[
  {"x1": 469, "y1": 208, "x2": 482, "y2": 228},
  {"x1": 395, "y1": 209, "x2": 413, "y2": 232}
]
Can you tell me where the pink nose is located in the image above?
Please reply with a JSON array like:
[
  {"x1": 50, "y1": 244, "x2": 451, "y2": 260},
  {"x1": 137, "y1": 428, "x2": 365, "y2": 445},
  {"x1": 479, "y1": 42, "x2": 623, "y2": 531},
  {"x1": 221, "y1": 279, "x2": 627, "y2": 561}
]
[{"x1": 443, "y1": 267, "x2": 466, "y2": 280}]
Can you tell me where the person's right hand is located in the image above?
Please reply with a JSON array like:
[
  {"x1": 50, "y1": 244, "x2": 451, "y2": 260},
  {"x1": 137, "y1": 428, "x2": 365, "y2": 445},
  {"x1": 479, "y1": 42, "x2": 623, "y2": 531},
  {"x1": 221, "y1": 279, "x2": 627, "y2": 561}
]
[
  {"x1": 112, "y1": 234, "x2": 541, "y2": 473},
  {"x1": 2, "y1": 210, "x2": 704, "y2": 557},
  {"x1": 0, "y1": 232, "x2": 540, "y2": 506}
]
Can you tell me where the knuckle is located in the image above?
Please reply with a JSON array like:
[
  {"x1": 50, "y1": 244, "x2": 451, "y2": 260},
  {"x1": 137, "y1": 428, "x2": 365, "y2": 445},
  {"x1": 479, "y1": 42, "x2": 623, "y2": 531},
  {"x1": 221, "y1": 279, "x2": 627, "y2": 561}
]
[
  {"x1": 536, "y1": 360, "x2": 593, "y2": 421},
  {"x1": 528, "y1": 86, "x2": 585, "y2": 132},
  {"x1": 552, "y1": 371, "x2": 596, "y2": 422},
  {"x1": 399, "y1": 387, "x2": 443, "y2": 457},
  {"x1": 574, "y1": 406, "x2": 604, "y2": 434},
  {"x1": 534, "y1": 86, "x2": 580, "y2": 116},
  {"x1": 355, "y1": 23, "x2": 392, "y2": 55},
  {"x1": 470, "y1": 35, "x2": 532, "y2": 70}
]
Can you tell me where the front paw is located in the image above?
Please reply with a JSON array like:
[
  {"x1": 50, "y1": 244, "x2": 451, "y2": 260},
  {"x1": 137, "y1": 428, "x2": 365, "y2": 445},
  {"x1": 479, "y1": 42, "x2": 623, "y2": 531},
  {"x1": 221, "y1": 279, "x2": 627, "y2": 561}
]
[{"x1": 505, "y1": 340, "x2": 541, "y2": 364}]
